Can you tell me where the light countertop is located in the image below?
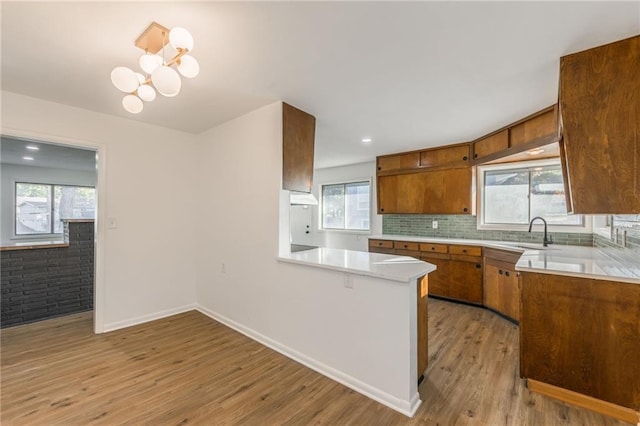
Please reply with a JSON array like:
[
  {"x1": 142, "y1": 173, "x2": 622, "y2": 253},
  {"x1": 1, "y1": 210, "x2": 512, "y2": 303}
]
[
  {"x1": 369, "y1": 235, "x2": 640, "y2": 284},
  {"x1": 279, "y1": 247, "x2": 436, "y2": 282},
  {"x1": 0, "y1": 241, "x2": 68, "y2": 251}
]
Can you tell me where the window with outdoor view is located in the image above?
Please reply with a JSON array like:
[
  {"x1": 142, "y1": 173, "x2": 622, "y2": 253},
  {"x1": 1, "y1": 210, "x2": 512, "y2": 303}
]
[
  {"x1": 480, "y1": 161, "x2": 583, "y2": 227},
  {"x1": 15, "y1": 183, "x2": 96, "y2": 235},
  {"x1": 321, "y1": 181, "x2": 370, "y2": 231}
]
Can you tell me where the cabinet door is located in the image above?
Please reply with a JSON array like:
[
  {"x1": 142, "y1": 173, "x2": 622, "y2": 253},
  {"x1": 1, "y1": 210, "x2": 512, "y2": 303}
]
[
  {"x1": 417, "y1": 275, "x2": 428, "y2": 379},
  {"x1": 510, "y1": 108, "x2": 557, "y2": 148},
  {"x1": 483, "y1": 262, "x2": 502, "y2": 312},
  {"x1": 473, "y1": 130, "x2": 508, "y2": 160},
  {"x1": 377, "y1": 168, "x2": 472, "y2": 214},
  {"x1": 438, "y1": 168, "x2": 473, "y2": 214},
  {"x1": 377, "y1": 175, "x2": 398, "y2": 214},
  {"x1": 560, "y1": 34, "x2": 640, "y2": 213},
  {"x1": 447, "y1": 260, "x2": 483, "y2": 304},
  {"x1": 420, "y1": 144, "x2": 470, "y2": 167},
  {"x1": 420, "y1": 257, "x2": 449, "y2": 298},
  {"x1": 377, "y1": 152, "x2": 420, "y2": 173},
  {"x1": 484, "y1": 259, "x2": 520, "y2": 322},
  {"x1": 282, "y1": 103, "x2": 315, "y2": 192}
]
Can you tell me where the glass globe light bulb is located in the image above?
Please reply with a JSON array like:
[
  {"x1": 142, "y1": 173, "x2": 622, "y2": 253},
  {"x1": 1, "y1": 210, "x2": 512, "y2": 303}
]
[
  {"x1": 111, "y1": 66, "x2": 139, "y2": 93},
  {"x1": 139, "y1": 53, "x2": 163, "y2": 74},
  {"x1": 137, "y1": 84, "x2": 156, "y2": 102},
  {"x1": 177, "y1": 55, "x2": 200, "y2": 78},
  {"x1": 135, "y1": 72, "x2": 146, "y2": 84},
  {"x1": 151, "y1": 66, "x2": 182, "y2": 97},
  {"x1": 169, "y1": 27, "x2": 194, "y2": 51},
  {"x1": 122, "y1": 95, "x2": 143, "y2": 113}
]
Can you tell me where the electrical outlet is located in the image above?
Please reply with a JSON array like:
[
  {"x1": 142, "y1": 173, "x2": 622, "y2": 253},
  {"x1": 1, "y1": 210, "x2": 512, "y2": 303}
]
[
  {"x1": 343, "y1": 273, "x2": 353, "y2": 289},
  {"x1": 221, "y1": 263, "x2": 226, "y2": 274},
  {"x1": 432, "y1": 220, "x2": 438, "y2": 229}
]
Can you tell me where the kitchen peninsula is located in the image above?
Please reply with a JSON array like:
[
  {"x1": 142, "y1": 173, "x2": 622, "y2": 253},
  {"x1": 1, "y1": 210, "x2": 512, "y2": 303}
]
[{"x1": 278, "y1": 248, "x2": 435, "y2": 416}]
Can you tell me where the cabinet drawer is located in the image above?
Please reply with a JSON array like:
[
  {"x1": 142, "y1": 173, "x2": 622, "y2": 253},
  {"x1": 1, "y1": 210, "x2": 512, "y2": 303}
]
[
  {"x1": 420, "y1": 243, "x2": 448, "y2": 254},
  {"x1": 369, "y1": 239, "x2": 394, "y2": 249},
  {"x1": 449, "y1": 245, "x2": 482, "y2": 257},
  {"x1": 394, "y1": 241, "x2": 420, "y2": 251}
]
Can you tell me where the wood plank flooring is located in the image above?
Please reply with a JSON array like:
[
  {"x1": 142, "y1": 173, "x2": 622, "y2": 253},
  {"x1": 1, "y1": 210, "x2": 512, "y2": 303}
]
[{"x1": 1, "y1": 299, "x2": 627, "y2": 425}]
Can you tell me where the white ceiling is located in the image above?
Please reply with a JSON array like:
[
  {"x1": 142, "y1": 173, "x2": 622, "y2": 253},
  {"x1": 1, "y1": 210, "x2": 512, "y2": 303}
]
[
  {"x1": 1, "y1": 2, "x2": 639, "y2": 169},
  {"x1": 1, "y1": 136, "x2": 97, "y2": 172}
]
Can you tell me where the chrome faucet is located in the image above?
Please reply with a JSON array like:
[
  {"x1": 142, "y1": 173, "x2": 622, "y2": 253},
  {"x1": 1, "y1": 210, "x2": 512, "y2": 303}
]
[{"x1": 528, "y1": 216, "x2": 553, "y2": 247}]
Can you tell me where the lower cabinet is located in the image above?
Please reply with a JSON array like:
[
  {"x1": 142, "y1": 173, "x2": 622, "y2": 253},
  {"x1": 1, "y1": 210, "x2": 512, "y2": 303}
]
[
  {"x1": 417, "y1": 275, "x2": 428, "y2": 380},
  {"x1": 421, "y1": 245, "x2": 483, "y2": 305},
  {"x1": 483, "y1": 248, "x2": 521, "y2": 322}
]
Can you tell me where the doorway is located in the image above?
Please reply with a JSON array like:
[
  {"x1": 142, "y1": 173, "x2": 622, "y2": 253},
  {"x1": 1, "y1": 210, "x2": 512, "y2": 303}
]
[{"x1": 0, "y1": 135, "x2": 102, "y2": 331}]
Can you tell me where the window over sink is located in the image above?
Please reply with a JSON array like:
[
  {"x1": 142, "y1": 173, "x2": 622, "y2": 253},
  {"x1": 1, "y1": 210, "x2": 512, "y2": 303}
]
[
  {"x1": 477, "y1": 159, "x2": 587, "y2": 231},
  {"x1": 321, "y1": 181, "x2": 370, "y2": 231}
]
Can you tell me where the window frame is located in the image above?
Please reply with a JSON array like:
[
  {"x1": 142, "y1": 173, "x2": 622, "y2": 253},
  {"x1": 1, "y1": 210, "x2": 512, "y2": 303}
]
[
  {"x1": 319, "y1": 178, "x2": 372, "y2": 233},
  {"x1": 14, "y1": 181, "x2": 96, "y2": 237},
  {"x1": 477, "y1": 159, "x2": 591, "y2": 233}
]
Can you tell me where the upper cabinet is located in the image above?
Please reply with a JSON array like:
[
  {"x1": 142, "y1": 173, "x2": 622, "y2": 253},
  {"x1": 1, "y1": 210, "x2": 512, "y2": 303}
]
[
  {"x1": 282, "y1": 102, "x2": 316, "y2": 193},
  {"x1": 376, "y1": 143, "x2": 473, "y2": 215},
  {"x1": 559, "y1": 35, "x2": 640, "y2": 214},
  {"x1": 471, "y1": 106, "x2": 558, "y2": 163}
]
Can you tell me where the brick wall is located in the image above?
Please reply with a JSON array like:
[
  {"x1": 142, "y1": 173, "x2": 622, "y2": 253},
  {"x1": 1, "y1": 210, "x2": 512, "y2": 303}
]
[{"x1": 1, "y1": 221, "x2": 94, "y2": 328}]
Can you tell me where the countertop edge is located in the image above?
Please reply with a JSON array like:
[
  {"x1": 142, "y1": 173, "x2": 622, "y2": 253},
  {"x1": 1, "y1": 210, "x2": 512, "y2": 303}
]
[{"x1": 278, "y1": 249, "x2": 436, "y2": 283}]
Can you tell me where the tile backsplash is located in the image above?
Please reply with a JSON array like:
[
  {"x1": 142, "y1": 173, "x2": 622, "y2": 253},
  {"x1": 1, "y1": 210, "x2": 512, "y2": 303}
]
[
  {"x1": 593, "y1": 215, "x2": 640, "y2": 252},
  {"x1": 382, "y1": 215, "x2": 594, "y2": 246}
]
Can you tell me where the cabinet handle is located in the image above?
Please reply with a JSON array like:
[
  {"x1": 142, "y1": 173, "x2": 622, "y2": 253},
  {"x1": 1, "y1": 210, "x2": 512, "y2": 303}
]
[
  {"x1": 474, "y1": 153, "x2": 478, "y2": 159},
  {"x1": 462, "y1": 249, "x2": 467, "y2": 253},
  {"x1": 475, "y1": 264, "x2": 481, "y2": 269},
  {"x1": 499, "y1": 269, "x2": 503, "y2": 275},
  {"x1": 378, "y1": 242, "x2": 383, "y2": 246},
  {"x1": 380, "y1": 208, "x2": 384, "y2": 212},
  {"x1": 505, "y1": 271, "x2": 510, "y2": 277},
  {"x1": 463, "y1": 156, "x2": 468, "y2": 161},
  {"x1": 431, "y1": 247, "x2": 435, "y2": 250},
  {"x1": 463, "y1": 207, "x2": 468, "y2": 212},
  {"x1": 404, "y1": 245, "x2": 408, "y2": 248},
  {"x1": 378, "y1": 166, "x2": 381, "y2": 170}
]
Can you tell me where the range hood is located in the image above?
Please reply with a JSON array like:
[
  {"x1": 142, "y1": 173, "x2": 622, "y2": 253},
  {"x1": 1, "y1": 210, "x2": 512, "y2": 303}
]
[{"x1": 290, "y1": 191, "x2": 318, "y2": 205}]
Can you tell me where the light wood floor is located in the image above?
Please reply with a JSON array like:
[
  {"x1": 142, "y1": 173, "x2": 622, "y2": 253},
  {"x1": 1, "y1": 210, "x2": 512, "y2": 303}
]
[{"x1": 1, "y1": 299, "x2": 626, "y2": 425}]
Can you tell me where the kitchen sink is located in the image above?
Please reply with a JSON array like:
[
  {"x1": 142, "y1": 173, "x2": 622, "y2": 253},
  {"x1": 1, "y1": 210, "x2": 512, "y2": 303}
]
[{"x1": 496, "y1": 242, "x2": 559, "y2": 251}]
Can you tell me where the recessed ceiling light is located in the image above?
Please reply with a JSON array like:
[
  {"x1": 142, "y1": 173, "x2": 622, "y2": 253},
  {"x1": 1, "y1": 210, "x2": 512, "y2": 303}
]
[
  {"x1": 23, "y1": 156, "x2": 34, "y2": 161},
  {"x1": 527, "y1": 148, "x2": 545, "y2": 155},
  {"x1": 26, "y1": 145, "x2": 39, "y2": 151},
  {"x1": 362, "y1": 137, "x2": 372, "y2": 144}
]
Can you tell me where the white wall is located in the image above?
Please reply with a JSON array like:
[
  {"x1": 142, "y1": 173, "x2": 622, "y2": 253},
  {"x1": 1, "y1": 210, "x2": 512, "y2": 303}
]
[
  {"x1": 309, "y1": 161, "x2": 381, "y2": 251},
  {"x1": 194, "y1": 103, "x2": 418, "y2": 414},
  {"x1": 0, "y1": 163, "x2": 96, "y2": 244},
  {"x1": 1, "y1": 91, "x2": 198, "y2": 330}
]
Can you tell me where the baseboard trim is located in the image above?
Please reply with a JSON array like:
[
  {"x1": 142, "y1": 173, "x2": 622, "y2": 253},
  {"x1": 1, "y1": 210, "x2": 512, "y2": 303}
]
[
  {"x1": 102, "y1": 303, "x2": 197, "y2": 333},
  {"x1": 527, "y1": 379, "x2": 639, "y2": 425},
  {"x1": 195, "y1": 304, "x2": 421, "y2": 417}
]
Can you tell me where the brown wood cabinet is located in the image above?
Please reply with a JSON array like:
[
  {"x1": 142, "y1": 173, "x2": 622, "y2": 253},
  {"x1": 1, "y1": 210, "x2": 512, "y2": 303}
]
[
  {"x1": 483, "y1": 248, "x2": 521, "y2": 322},
  {"x1": 377, "y1": 151, "x2": 421, "y2": 173},
  {"x1": 368, "y1": 238, "x2": 483, "y2": 305},
  {"x1": 419, "y1": 143, "x2": 470, "y2": 168},
  {"x1": 520, "y1": 271, "x2": 640, "y2": 414},
  {"x1": 471, "y1": 106, "x2": 558, "y2": 163},
  {"x1": 417, "y1": 275, "x2": 428, "y2": 380},
  {"x1": 420, "y1": 244, "x2": 483, "y2": 305},
  {"x1": 559, "y1": 34, "x2": 640, "y2": 213},
  {"x1": 282, "y1": 102, "x2": 316, "y2": 193},
  {"x1": 377, "y1": 167, "x2": 472, "y2": 214}
]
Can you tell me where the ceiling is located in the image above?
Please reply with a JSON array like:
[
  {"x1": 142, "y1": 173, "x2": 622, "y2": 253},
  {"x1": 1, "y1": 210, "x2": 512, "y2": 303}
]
[
  {"x1": 1, "y1": 2, "x2": 638, "y2": 169},
  {"x1": 1, "y1": 136, "x2": 96, "y2": 172}
]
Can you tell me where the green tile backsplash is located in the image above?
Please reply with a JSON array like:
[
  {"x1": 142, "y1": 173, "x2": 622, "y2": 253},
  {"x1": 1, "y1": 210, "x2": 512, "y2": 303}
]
[{"x1": 382, "y1": 215, "x2": 594, "y2": 246}]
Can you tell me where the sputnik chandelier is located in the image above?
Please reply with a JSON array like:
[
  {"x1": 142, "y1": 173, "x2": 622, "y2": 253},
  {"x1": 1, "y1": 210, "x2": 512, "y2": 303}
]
[{"x1": 111, "y1": 22, "x2": 200, "y2": 113}]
